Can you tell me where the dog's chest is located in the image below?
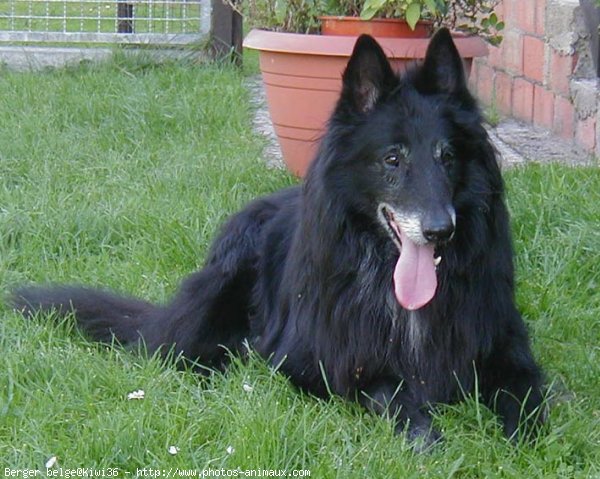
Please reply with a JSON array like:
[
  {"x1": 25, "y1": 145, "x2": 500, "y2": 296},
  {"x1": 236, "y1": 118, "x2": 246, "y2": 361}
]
[
  {"x1": 390, "y1": 307, "x2": 477, "y2": 402},
  {"x1": 403, "y1": 310, "x2": 426, "y2": 358}
]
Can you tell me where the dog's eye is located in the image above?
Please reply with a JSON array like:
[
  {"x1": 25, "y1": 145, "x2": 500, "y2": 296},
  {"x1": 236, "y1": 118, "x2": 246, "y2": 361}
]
[
  {"x1": 442, "y1": 149, "x2": 454, "y2": 165},
  {"x1": 383, "y1": 145, "x2": 408, "y2": 168},
  {"x1": 435, "y1": 141, "x2": 454, "y2": 166},
  {"x1": 384, "y1": 153, "x2": 400, "y2": 167},
  {"x1": 442, "y1": 148, "x2": 454, "y2": 163}
]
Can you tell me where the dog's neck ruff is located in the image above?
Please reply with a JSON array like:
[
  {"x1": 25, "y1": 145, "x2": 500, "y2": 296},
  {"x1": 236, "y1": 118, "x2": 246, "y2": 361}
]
[{"x1": 378, "y1": 204, "x2": 438, "y2": 310}]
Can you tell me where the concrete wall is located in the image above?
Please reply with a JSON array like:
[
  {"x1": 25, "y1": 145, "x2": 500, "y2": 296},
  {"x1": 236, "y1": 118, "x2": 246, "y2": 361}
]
[{"x1": 470, "y1": 0, "x2": 600, "y2": 157}]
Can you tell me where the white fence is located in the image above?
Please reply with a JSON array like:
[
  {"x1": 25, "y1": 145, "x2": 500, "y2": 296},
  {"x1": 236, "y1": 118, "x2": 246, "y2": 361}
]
[{"x1": 0, "y1": 0, "x2": 212, "y2": 45}]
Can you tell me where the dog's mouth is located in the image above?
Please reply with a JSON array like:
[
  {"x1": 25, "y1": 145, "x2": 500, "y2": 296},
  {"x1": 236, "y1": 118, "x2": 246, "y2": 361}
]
[{"x1": 378, "y1": 204, "x2": 441, "y2": 311}]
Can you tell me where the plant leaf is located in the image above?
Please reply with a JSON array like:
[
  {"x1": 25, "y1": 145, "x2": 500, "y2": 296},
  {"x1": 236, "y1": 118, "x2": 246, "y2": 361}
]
[
  {"x1": 360, "y1": 4, "x2": 377, "y2": 19},
  {"x1": 360, "y1": 0, "x2": 387, "y2": 20},
  {"x1": 274, "y1": 0, "x2": 288, "y2": 25},
  {"x1": 423, "y1": 0, "x2": 439, "y2": 15},
  {"x1": 405, "y1": 2, "x2": 421, "y2": 30}
]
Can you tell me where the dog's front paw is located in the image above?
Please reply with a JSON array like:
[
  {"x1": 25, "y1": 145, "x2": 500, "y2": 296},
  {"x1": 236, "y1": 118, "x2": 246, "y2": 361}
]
[
  {"x1": 397, "y1": 420, "x2": 443, "y2": 453},
  {"x1": 504, "y1": 401, "x2": 548, "y2": 444}
]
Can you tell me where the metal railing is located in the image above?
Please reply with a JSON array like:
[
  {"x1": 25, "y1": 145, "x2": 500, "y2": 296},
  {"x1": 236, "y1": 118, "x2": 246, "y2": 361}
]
[{"x1": 0, "y1": 0, "x2": 212, "y2": 45}]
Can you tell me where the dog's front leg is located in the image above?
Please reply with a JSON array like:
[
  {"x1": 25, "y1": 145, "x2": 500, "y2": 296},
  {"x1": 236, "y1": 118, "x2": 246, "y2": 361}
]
[
  {"x1": 358, "y1": 377, "x2": 441, "y2": 451},
  {"x1": 481, "y1": 340, "x2": 546, "y2": 442}
]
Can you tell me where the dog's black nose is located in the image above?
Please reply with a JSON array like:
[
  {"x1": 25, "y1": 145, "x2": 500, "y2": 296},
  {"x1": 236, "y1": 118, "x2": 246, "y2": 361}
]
[{"x1": 422, "y1": 217, "x2": 455, "y2": 243}]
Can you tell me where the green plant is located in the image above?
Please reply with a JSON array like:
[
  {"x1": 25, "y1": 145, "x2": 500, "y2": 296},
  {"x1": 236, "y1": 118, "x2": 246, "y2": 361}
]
[
  {"x1": 236, "y1": 0, "x2": 503, "y2": 43},
  {"x1": 239, "y1": 0, "x2": 325, "y2": 33},
  {"x1": 359, "y1": 0, "x2": 504, "y2": 44},
  {"x1": 443, "y1": 0, "x2": 505, "y2": 45},
  {"x1": 359, "y1": 0, "x2": 439, "y2": 25}
]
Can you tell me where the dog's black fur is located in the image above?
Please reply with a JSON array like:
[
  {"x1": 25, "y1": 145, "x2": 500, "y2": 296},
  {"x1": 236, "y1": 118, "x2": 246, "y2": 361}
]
[{"x1": 12, "y1": 29, "x2": 545, "y2": 448}]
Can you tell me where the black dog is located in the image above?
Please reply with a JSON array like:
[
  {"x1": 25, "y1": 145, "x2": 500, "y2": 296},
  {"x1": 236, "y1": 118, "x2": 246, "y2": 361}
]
[{"x1": 12, "y1": 29, "x2": 545, "y2": 448}]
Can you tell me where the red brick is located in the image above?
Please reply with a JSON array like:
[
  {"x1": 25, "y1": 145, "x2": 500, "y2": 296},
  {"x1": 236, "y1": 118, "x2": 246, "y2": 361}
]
[
  {"x1": 549, "y1": 49, "x2": 574, "y2": 96},
  {"x1": 487, "y1": 44, "x2": 504, "y2": 69},
  {"x1": 513, "y1": 78, "x2": 534, "y2": 122},
  {"x1": 495, "y1": 71, "x2": 513, "y2": 115},
  {"x1": 473, "y1": 61, "x2": 495, "y2": 105},
  {"x1": 553, "y1": 95, "x2": 575, "y2": 140},
  {"x1": 501, "y1": 0, "x2": 516, "y2": 24},
  {"x1": 533, "y1": 85, "x2": 555, "y2": 129},
  {"x1": 502, "y1": 30, "x2": 523, "y2": 75},
  {"x1": 535, "y1": 0, "x2": 546, "y2": 36},
  {"x1": 523, "y1": 35, "x2": 546, "y2": 83},
  {"x1": 514, "y1": 1, "x2": 537, "y2": 32},
  {"x1": 575, "y1": 116, "x2": 597, "y2": 151},
  {"x1": 493, "y1": 1, "x2": 505, "y2": 20}
]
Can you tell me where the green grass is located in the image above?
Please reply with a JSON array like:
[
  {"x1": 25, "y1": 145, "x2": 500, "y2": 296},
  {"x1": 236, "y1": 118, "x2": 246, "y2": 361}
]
[
  {"x1": 0, "y1": 0, "x2": 202, "y2": 34},
  {"x1": 0, "y1": 55, "x2": 599, "y2": 476}
]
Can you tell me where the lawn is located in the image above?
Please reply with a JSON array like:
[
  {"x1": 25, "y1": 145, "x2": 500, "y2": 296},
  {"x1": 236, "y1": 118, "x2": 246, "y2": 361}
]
[
  {"x1": 0, "y1": 0, "x2": 202, "y2": 34},
  {"x1": 0, "y1": 54, "x2": 599, "y2": 476}
]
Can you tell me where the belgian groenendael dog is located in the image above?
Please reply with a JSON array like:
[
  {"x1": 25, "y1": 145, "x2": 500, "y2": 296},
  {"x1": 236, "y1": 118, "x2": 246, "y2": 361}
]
[{"x1": 12, "y1": 29, "x2": 545, "y2": 448}]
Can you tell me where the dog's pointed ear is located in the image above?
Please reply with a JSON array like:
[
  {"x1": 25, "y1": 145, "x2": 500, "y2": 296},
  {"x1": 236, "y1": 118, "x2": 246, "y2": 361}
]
[
  {"x1": 341, "y1": 35, "x2": 396, "y2": 113},
  {"x1": 417, "y1": 28, "x2": 467, "y2": 95}
]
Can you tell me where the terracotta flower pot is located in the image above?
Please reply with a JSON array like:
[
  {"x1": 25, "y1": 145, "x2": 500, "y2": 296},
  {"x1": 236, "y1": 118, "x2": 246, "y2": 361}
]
[
  {"x1": 320, "y1": 16, "x2": 433, "y2": 38},
  {"x1": 243, "y1": 29, "x2": 487, "y2": 177}
]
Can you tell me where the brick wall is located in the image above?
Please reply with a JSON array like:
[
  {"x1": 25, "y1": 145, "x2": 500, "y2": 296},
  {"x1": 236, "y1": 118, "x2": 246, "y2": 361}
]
[{"x1": 470, "y1": 0, "x2": 599, "y2": 156}]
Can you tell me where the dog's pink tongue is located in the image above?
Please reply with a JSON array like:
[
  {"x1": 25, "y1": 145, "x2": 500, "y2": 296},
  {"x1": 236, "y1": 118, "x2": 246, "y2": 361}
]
[{"x1": 393, "y1": 230, "x2": 437, "y2": 310}]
